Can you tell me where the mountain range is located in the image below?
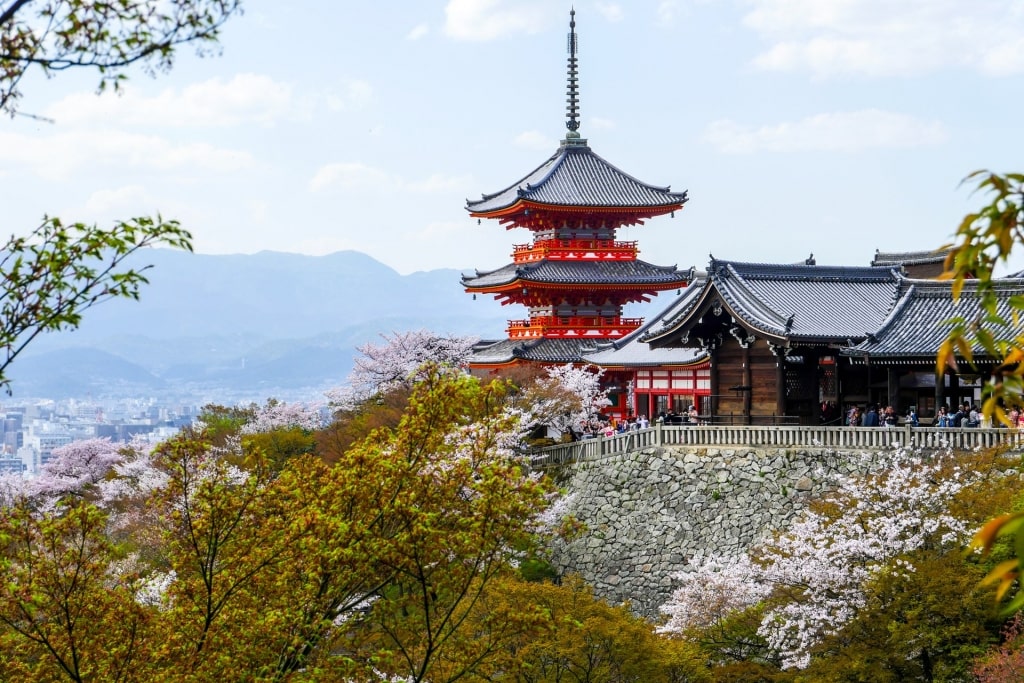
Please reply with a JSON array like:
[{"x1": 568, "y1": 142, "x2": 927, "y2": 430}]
[{"x1": 8, "y1": 249, "x2": 511, "y2": 403}]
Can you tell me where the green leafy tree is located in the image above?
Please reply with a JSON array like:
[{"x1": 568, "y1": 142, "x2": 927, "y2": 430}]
[
  {"x1": 938, "y1": 171, "x2": 1024, "y2": 421},
  {"x1": 490, "y1": 575, "x2": 710, "y2": 683},
  {"x1": 348, "y1": 365, "x2": 552, "y2": 682},
  {"x1": 0, "y1": 499, "x2": 154, "y2": 682},
  {"x1": 939, "y1": 171, "x2": 1024, "y2": 612},
  {"x1": 0, "y1": 367, "x2": 557, "y2": 681},
  {"x1": 0, "y1": 0, "x2": 242, "y2": 116},
  {"x1": 0, "y1": 0, "x2": 245, "y2": 390},
  {"x1": 796, "y1": 550, "x2": 997, "y2": 683},
  {"x1": 0, "y1": 216, "x2": 192, "y2": 392}
]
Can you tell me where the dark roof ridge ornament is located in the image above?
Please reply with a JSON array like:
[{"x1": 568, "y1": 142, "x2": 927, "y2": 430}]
[{"x1": 564, "y1": 8, "x2": 584, "y2": 144}]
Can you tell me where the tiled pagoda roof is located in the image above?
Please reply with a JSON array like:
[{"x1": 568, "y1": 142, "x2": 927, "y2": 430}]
[
  {"x1": 871, "y1": 247, "x2": 951, "y2": 268},
  {"x1": 466, "y1": 139, "x2": 688, "y2": 215},
  {"x1": 644, "y1": 258, "x2": 903, "y2": 344},
  {"x1": 843, "y1": 277, "x2": 1024, "y2": 359},
  {"x1": 462, "y1": 260, "x2": 692, "y2": 290},
  {"x1": 469, "y1": 338, "x2": 604, "y2": 365}
]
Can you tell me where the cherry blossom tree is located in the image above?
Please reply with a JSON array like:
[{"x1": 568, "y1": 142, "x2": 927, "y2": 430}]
[
  {"x1": 239, "y1": 397, "x2": 325, "y2": 434},
  {"x1": 30, "y1": 437, "x2": 126, "y2": 499},
  {"x1": 658, "y1": 555, "x2": 772, "y2": 634},
  {"x1": 0, "y1": 471, "x2": 29, "y2": 507},
  {"x1": 659, "y1": 449, "x2": 988, "y2": 670},
  {"x1": 517, "y1": 363, "x2": 611, "y2": 437},
  {"x1": 327, "y1": 330, "x2": 478, "y2": 410}
]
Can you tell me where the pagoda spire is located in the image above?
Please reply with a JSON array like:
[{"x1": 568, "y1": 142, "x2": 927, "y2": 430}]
[{"x1": 565, "y1": 8, "x2": 581, "y2": 140}]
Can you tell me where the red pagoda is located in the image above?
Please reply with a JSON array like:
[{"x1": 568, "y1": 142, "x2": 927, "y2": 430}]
[{"x1": 463, "y1": 10, "x2": 691, "y2": 378}]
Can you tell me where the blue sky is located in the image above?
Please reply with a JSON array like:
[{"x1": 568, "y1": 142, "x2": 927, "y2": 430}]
[{"x1": 3, "y1": 0, "x2": 1024, "y2": 276}]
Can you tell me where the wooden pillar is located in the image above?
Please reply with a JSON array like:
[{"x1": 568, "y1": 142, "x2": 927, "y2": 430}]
[
  {"x1": 865, "y1": 357, "x2": 872, "y2": 407},
  {"x1": 834, "y1": 353, "x2": 845, "y2": 419},
  {"x1": 887, "y1": 366, "x2": 900, "y2": 412},
  {"x1": 709, "y1": 346, "x2": 720, "y2": 420},
  {"x1": 806, "y1": 349, "x2": 821, "y2": 424},
  {"x1": 776, "y1": 354, "x2": 786, "y2": 417},
  {"x1": 742, "y1": 345, "x2": 752, "y2": 425}
]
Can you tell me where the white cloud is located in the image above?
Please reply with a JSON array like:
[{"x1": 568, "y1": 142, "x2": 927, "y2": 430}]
[
  {"x1": 309, "y1": 162, "x2": 393, "y2": 193},
  {"x1": 743, "y1": 0, "x2": 1024, "y2": 78},
  {"x1": 596, "y1": 3, "x2": 624, "y2": 23},
  {"x1": 45, "y1": 74, "x2": 294, "y2": 127},
  {"x1": 406, "y1": 173, "x2": 473, "y2": 193},
  {"x1": 407, "y1": 23, "x2": 430, "y2": 40},
  {"x1": 309, "y1": 163, "x2": 471, "y2": 195},
  {"x1": 66, "y1": 185, "x2": 201, "y2": 229},
  {"x1": 248, "y1": 200, "x2": 271, "y2": 224},
  {"x1": 0, "y1": 130, "x2": 254, "y2": 180},
  {"x1": 702, "y1": 109, "x2": 948, "y2": 153},
  {"x1": 514, "y1": 130, "x2": 555, "y2": 150},
  {"x1": 325, "y1": 79, "x2": 374, "y2": 112},
  {"x1": 656, "y1": 1, "x2": 681, "y2": 27},
  {"x1": 83, "y1": 185, "x2": 153, "y2": 214},
  {"x1": 444, "y1": 0, "x2": 552, "y2": 40},
  {"x1": 417, "y1": 220, "x2": 471, "y2": 240}
]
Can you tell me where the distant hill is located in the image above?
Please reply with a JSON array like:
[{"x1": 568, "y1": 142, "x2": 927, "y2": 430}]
[{"x1": 8, "y1": 249, "x2": 510, "y2": 402}]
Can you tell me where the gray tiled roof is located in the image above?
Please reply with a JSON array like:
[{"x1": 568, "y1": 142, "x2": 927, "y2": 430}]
[
  {"x1": 466, "y1": 139, "x2": 688, "y2": 213},
  {"x1": 583, "y1": 281, "x2": 710, "y2": 367},
  {"x1": 645, "y1": 259, "x2": 903, "y2": 343},
  {"x1": 871, "y1": 247, "x2": 951, "y2": 267},
  {"x1": 844, "y1": 278, "x2": 1024, "y2": 358},
  {"x1": 462, "y1": 260, "x2": 691, "y2": 289},
  {"x1": 469, "y1": 338, "x2": 603, "y2": 364}
]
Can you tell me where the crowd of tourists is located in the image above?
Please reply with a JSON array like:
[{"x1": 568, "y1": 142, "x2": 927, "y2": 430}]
[
  {"x1": 845, "y1": 402, "x2": 988, "y2": 428},
  {"x1": 576, "y1": 405, "x2": 707, "y2": 439},
  {"x1": 577, "y1": 414, "x2": 651, "y2": 439}
]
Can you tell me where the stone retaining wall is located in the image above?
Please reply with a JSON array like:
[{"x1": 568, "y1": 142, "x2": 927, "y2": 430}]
[{"x1": 547, "y1": 445, "x2": 884, "y2": 618}]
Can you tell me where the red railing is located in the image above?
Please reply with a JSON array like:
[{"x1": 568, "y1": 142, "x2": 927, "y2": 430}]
[
  {"x1": 512, "y1": 239, "x2": 638, "y2": 263},
  {"x1": 507, "y1": 316, "x2": 643, "y2": 339}
]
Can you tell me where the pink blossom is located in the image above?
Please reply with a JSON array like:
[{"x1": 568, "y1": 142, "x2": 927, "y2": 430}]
[
  {"x1": 31, "y1": 437, "x2": 125, "y2": 498},
  {"x1": 328, "y1": 329, "x2": 478, "y2": 409},
  {"x1": 240, "y1": 399, "x2": 325, "y2": 434}
]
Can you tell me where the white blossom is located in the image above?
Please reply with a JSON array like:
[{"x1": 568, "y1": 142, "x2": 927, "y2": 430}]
[
  {"x1": 240, "y1": 398, "x2": 325, "y2": 434},
  {"x1": 658, "y1": 449, "x2": 979, "y2": 669},
  {"x1": 0, "y1": 471, "x2": 30, "y2": 506},
  {"x1": 134, "y1": 570, "x2": 177, "y2": 609},
  {"x1": 327, "y1": 329, "x2": 478, "y2": 409},
  {"x1": 97, "y1": 437, "x2": 168, "y2": 506},
  {"x1": 522, "y1": 363, "x2": 612, "y2": 436},
  {"x1": 659, "y1": 555, "x2": 773, "y2": 633}
]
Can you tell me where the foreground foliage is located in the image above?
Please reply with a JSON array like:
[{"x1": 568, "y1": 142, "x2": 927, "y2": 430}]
[
  {"x1": 0, "y1": 367, "x2": 553, "y2": 681},
  {"x1": 0, "y1": 0, "x2": 242, "y2": 115},
  {"x1": 5, "y1": 362, "x2": 1024, "y2": 680},
  {"x1": 939, "y1": 171, "x2": 1024, "y2": 612}
]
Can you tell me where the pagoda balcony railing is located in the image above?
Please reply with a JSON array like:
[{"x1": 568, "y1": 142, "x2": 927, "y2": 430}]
[
  {"x1": 507, "y1": 315, "x2": 643, "y2": 339},
  {"x1": 512, "y1": 239, "x2": 638, "y2": 263}
]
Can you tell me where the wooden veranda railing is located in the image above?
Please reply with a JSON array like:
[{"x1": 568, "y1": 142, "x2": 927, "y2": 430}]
[{"x1": 528, "y1": 424, "x2": 1024, "y2": 468}]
